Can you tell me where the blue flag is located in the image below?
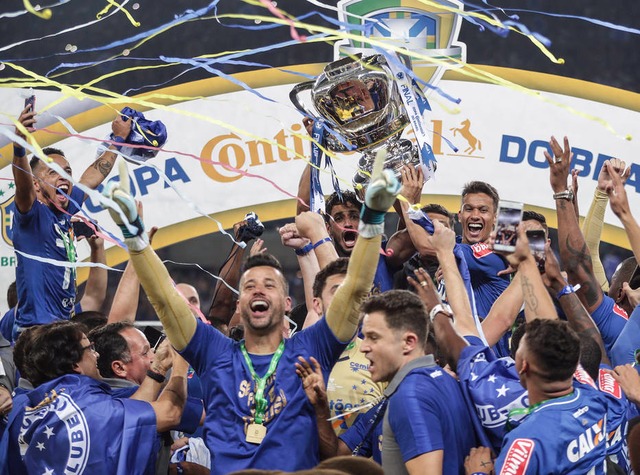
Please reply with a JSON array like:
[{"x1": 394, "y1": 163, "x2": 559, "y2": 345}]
[{"x1": 1, "y1": 374, "x2": 157, "y2": 475}]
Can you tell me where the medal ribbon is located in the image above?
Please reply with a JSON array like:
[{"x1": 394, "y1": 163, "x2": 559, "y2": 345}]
[
  {"x1": 309, "y1": 119, "x2": 327, "y2": 214},
  {"x1": 240, "y1": 340, "x2": 285, "y2": 425}
]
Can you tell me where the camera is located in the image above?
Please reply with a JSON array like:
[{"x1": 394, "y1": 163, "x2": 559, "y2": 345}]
[{"x1": 236, "y1": 212, "x2": 265, "y2": 243}]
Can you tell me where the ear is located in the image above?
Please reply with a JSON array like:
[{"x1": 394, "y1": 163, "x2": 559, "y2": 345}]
[
  {"x1": 111, "y1": 360, "x2": 127, "y2": 379},
  {"x1": 285, "y1": 296, "x2": 292, "y2": 314},
  {"x1": 32, "y1": 177, "x2": 41, "y2": 192},
  {"x1": 311, "y1": 297, "x2": 323, "y2": 316},
  {"x1": 518, "y1": 359, "x2": 529, "y2": 376},
  {"x1": 403, "y1": 332, "x2": 420, "y2": 354},
  {"x1": 72, "y1": 362, "x2": 82, "y2": 375}
]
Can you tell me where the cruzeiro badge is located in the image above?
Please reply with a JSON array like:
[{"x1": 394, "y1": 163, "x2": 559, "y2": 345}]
[{"x1": 335, "y1": 0, "x2": 466, "y2": 85}]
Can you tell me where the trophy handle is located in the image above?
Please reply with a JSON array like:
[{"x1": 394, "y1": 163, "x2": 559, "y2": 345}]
[{"x1": 289, "y1": 81, "x2": 315, "y2": 117}]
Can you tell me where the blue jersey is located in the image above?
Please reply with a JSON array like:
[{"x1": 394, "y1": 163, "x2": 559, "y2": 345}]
[
  {"x1": 610, "y1": 304, "x2": 639, "y2": 367},
  {"x1": 590, "y1": 295, "x2": 628, "y2": 355},
  {"x1": 495, "y1": 388, "x2": 608, "y2": 475},
  {"x1": 385, "y1": 363, "x2": 476, "y2": 474},
  {"x1": 458, "y1": 341, "x2": 529, "y2": 453},
  {"x1": 180, "y1": 317, "x2": 346, "y2": 474},
  {"x1": 458, "y1": 241, "x2": 509, "y2": 318},
  {"x1": 339, "y1": 400, "x2": 385, "y2": 464},
  {"x1": 13, "y1": 187, "x2": 84, "y2": 328},
  {"x1": 1, "y1": 374, "x2": 157, "y2": 475}
]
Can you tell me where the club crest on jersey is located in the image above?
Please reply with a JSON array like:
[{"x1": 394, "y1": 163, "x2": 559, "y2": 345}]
[
  {"x1": 501, "y1": 438, "x2": 535, "y2": 475},
  {"x1": 0, "y1": 195, "x2": 15, "y2": 247},
  {"x1": 471, "y1": 242, "x2": 492, "y2": 259},
  {"x1": 334, "y1": 0, "x2": 466, "y2": 84},
  {"x1": 19, "y1": 391, "x2": 90, "y2": 474}
]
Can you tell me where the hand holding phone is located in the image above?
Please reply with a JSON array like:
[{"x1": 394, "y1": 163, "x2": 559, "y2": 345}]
[
  {"x1": 493, "y1": 200, "x2": 523, "y2": 253},
  {"x1": 526, "y1": 229, "x2": 546, "y2": 273}
]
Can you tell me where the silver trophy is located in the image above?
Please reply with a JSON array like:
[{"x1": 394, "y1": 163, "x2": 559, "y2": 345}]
[{"x1": 290, "y1": 53, "x2": 421, "y2": 199}]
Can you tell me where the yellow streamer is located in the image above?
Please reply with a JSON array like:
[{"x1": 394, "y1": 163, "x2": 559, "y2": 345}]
[
  {"x1": 96, "y1": 0, "x2": 140, "y2": 27},
  {"x1": 23, "y1": 0, "x2": 52, "y2": 19}
]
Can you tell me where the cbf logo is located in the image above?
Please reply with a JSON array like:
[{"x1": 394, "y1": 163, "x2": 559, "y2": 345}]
[
  {"x1": 335, "y1": 0, "x2": 467, "y2": 85},
  {"x1": 18, "y1": 392, "x2": 90, "y2": 474},
  {"x1": 0, "y1": 195, "x2": 15, "y2": 246}
]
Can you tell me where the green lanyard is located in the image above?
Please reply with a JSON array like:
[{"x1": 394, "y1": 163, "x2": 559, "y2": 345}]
[
  {"x1": 240, "y1": 340, "x2": 285, "y2": 425},
  {"x1": 506, "y1": 390, "x2": 575, "y2": 432}
]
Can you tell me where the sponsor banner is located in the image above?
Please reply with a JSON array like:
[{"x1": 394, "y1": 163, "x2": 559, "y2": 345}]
[{"x1": 0, "y1": 67, "x2": 639, "y2": 309}]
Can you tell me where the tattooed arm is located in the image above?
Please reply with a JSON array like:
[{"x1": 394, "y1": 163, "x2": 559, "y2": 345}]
[
  {"x1": 545, "y1": 136, "x2": 603, "y2": 313},
  {"x1": 79, "y1": 115, "x2": 131, "y2": 190}
]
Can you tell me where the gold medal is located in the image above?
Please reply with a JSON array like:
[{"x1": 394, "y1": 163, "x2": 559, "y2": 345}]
[{"x1": 246, "y1": 423, "x2": 267, "y2": 444}]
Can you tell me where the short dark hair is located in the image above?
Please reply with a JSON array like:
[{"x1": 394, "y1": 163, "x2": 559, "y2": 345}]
[
  {"x1": 241, "y1": 253, "x2": 288, "y2": 294},
  {"x1": 6, "y1": 281, "x2": 17, "y2": 309},
  {"x1": 72, "y1": 311, "x2": 108, "y2": 334},
  {"x1": 29, "y1": 321, "x2": 85, "y2": 387},
  {"x1": 522, "y1": 210, "x2": 549, "y2": 235},
  {"x1": 461, "y1": 181, "x2": 500, "y2": 211},
  {"x1": 88, "y1": 322, "x2": 134, "y2": 379},
  {"x1": 524, "y1": 319, "x2": 580, "y2": 382},
  {"x1": 578, "y1": 334, "x2": 602, "y2": 382},
  {"x1": 313, "y1": 258, "x2": 349, "y2": 298},
  {"x1": 13, "y1": 325, "x2": 45, "y2": 384},
  {"x1": 510, "y1": 322, "x2": 527, "y2": 359},
  {"x1": 325, "y1": 190, "x2": 360, "y2": 218},
  {"x1": 29, "y1": 147, "x2": 66, "y2": 172},
  {"x1": 361, "y1": 290, "x2": 428, "y2": 345},
  {"x1": 421, "y1": 203, "x2": 454, "y2": 228},
  {"x1": 609, "y1": 257, "x2": 640, "y2": 301}
]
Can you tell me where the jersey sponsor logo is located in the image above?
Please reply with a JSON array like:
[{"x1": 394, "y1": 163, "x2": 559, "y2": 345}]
[
  {"x1": 500, "y1": 438, "x2": 535, "y2": 475},
  {"x1": 471, "y1": 242, "x2": 493, "y2": 259},
  {"x1": 573, "y1": 366, "x2": 596, "y2": 388},
  {"x1": 566, "y1": 418, "x2": 606, "y2": 463},
  {"x1": 612, "y1": 303, "x2": 629, "y2": 320},
  {"x1": 598, "y1": 369, "x2": 621, "y2": 399}
]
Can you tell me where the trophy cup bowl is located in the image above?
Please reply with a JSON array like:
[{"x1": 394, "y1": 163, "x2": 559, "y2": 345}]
[{"x1": 290, "y1": 54, "x2": 421, "y2": 200}]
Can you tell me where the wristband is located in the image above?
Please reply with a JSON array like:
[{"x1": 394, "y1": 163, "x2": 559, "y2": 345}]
[
  {"x1": 553, "y1": 190, "x2": 574, "y2": 201},
  {"x1": 295, "y1": 237, "x2": 332, "y2": 256},
  {"x1": 13, "y1": 145, "x2": 26, "y2": 158},
  {"x1": 556, "y1": 283, "x2": 581, "y2": 300},
  {"x1": 112, "y1": 135, "x2": 126, "y2": 151},
  {"x1": 360, "y1": 204, "x2": 385, "y2": 225},
  {"x1": 429, "y1": 303, "x2": 454, "y2": 323},
  {"x1": 146, "y1": 369, "x2": 166, "y2": 383}
]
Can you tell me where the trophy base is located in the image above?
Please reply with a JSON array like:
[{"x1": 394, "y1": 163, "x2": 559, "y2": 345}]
[{"x1": 352, "y1": 139, "x2": 421, "y2": 202}]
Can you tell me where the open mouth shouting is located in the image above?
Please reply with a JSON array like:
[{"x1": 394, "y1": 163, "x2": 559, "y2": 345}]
[
  {"x1": 250, "y1": 299, "x2": 270, "y2": 316},
  {"x1": 55, "y1": 183, "x2": 71, "y2": 203},
  {"x1": 466, "y1": 222, "x2": 484, "y2": 243},
  {"x1": 341, "y1": 229, "x2": 358, "y2": 250}
]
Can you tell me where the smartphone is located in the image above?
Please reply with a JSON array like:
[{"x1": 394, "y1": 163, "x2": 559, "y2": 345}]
[
  {"x1": 143, "y1": 326, "x2": 166, "y2": 351},
  {"x1": 72, "y1": 221, "x2": 96, "y2": 239},
  {"x1": 527, "y1": 229, "x2": 546, "y2": 273},
  {"x1": 493, "y1": 200, "x2": 523, "y2": 253},
  {"x1": 24, "y1": 94, "x2": 36, "y2": 112}
]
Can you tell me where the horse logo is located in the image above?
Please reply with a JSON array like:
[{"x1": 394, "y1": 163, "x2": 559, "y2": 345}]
[{"x1": 450, "y1": 119, "x2": 482, "y2": 155}]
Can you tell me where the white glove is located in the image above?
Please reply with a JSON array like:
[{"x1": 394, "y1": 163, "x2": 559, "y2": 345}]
[{"x1": 103, "y1": 159, "x2": 147, "y2": 243}]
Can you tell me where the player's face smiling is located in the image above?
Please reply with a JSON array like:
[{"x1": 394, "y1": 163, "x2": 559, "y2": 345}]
[
  {"x1": 459, "y1": 193, "x2": 496, "y2": 244},
  {"x1": 239, "y1": 266, "x2": 291, "y2": 334},
  {"x1": 360, "y1": 311, "x2": 405, "y2": 383},
  {"x1": 327, "y1": 203, "x2": 360, "y2": 256},
  {"x1": 34, "y1": 154, "x2": 73, "y2": 210}
]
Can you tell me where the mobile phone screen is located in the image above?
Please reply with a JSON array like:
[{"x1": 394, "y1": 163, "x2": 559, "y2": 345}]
[
  {"x1": 493, "y1": 201, "x2": 523, "y2": 252},
  {"x1": 527, "y1": 229, "x2": 546, "y2": 273}
]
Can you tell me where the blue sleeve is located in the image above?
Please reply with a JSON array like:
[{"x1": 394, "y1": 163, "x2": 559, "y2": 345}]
[
  {"x1": 339, "y1": 409, "x2": 374, "y2": 457},
  {"x1": 179, "y1": 320, "x2": 233, "y2": 376},
  {"x1": 174, "y1": 396, "x2": 203, "y2": 434},
  {"x1": 68, "y1": 186, "x2": 86, "y2": 214},
  {"x1": 610, "y1": 304, "x2": 640, "y2": 366},
  {"x1": 291, "y1": 317, "x2": 347, "y2": 380},
  {"x1": 388, "y1": 382, "x2": 444, "y2": 462},
  {"x1": 495, "y1": 436, "x2": 540, "y2": 474},
  {"x1": 591, "y1": 295, "x2": 629, "y2": 355}
]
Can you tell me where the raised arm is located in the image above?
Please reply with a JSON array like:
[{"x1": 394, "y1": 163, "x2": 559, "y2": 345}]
[
  {"x1": 542, "y1": 241, "x2": 610, "y2": 366},
  {"x1": 606, "y1": 161, "x2": 640, "y2": 265},
  {"x1": 295, "y1": 212, "x2": 339, "y2": 272},
  {"x1": 78, "y1": 235, "x2": 107, "y2": 312},
  {"x1": 481, "y1": 274, "x2": 523, "y2": 347},
  {"x1": 78, "y1": 115, "x2": 131, "y2": 190},
  {"x1": 295, "y1": 118, "x2": 315, "y2": 215},
  {"x1": 399, "y1": 200, "x2": 437, "y2": 257},
  {"x1": 104, "y1": 161, "x2": 195, "y2": 350},
  {"x1": 546, "y1": 136, "x2": 603, "y2": 313},
  {"x1": 323, "y1": 167, "x2": 400, "y2": 342},
  {"x1": 582, "y1": 159, "x2": 628, "y2": 292},
  {"x1": 150, "y1": 350, "x2": 188, "y2": 433},
  {"x1": 12, "y1": 105, "x2": 37, "y2": 213}
]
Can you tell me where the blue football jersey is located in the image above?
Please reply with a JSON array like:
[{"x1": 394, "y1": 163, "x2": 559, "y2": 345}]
[{"x1": 495, "y1": 387, "x2": 608, "y2": 475}]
